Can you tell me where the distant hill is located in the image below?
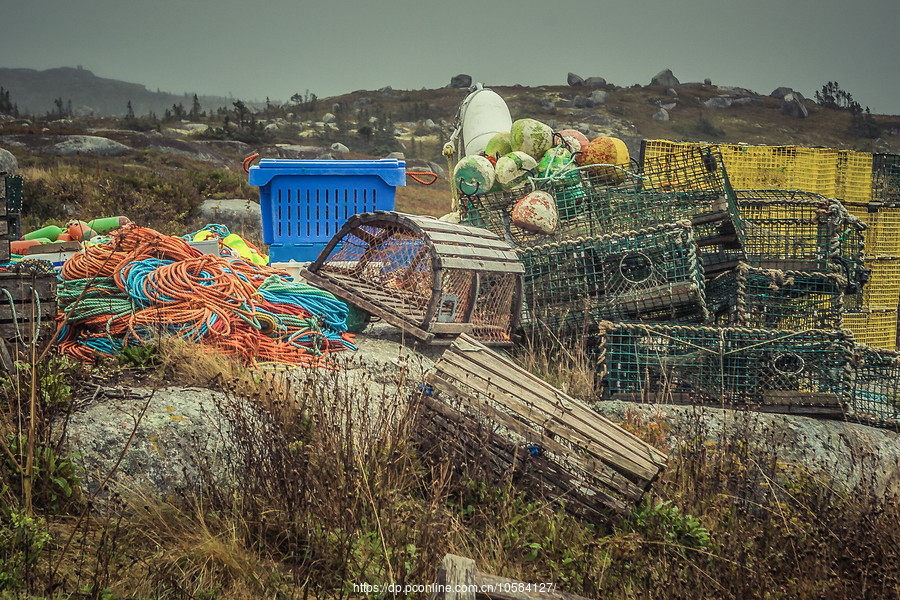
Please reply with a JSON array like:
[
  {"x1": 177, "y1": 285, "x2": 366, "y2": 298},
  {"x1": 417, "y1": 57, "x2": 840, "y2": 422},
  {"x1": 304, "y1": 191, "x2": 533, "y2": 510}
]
[{"x1": 0, "y1": 66, "x2": 236, "y2": 117}]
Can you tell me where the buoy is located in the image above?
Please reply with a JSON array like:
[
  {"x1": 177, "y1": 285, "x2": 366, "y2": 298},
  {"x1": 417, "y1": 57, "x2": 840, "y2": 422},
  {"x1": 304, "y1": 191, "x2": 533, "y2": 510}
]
[
  {"x1": 495, "y1": 151, "x2": 537, "y2": 190},
  {"x1": 577, "y1": 136, "x2": 630, "y2": 182},
  {"x1": 23, "y1": 225, "x2": 65, "y2": 242},
  {"x1": 453, "y1": 155, "x2": 496, "y2": 196},
  {"x1": 459, "y1": 86, "x2": 513, "y2": 156},
  {"x1": 510, "y1": 118, "x2": 554, "y2": 161},
  {"x1": 511, "y1": 190, "x2": 558, "y2": 234},
  {"x1": 483, "y1": 132, "x2": 512, "y2": 159},
  {"x1": 66, "y1": 220, "x2": 97, "y2": 242},
  {"x1": 556, "y1": 129, "x2": 590, "y2": 153},
  {"x1": 56, "y1": 232, "x2": 74, "y2": 242},
  {"x1": 537, "y1": 147, "x2": 575, "y2": 178},
  {"x1": 87, "y1": 216, "x2": 131, "y2": 234},
  {"x1": 11, "y1": 239, "x2": 44, "y2": 254}
]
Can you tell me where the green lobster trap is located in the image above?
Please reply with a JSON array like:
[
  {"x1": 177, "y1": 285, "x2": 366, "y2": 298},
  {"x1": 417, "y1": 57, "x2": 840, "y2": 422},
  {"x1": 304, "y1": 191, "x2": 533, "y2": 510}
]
[
  {"x1": 460, "y1": 146, "x2": 740, "y2": 250},
  {"x1": 706, "y1": 262, "x2": 846, "y2": 330},
  {"x1": 518, "y1": 221, "x2": 708, "y2": 336},
  {"x1": 872, "y1": 153, "x2": 900, "y2": 203},
  {"x1": 733, "y1": 190, "x2": 867, "y2": 291},
  {"x1": 594, "y1": 322, "x2": 852, "y2": 415},
  {"x1": 849, "y1": 344, "x2": 900, "y2": 429}
]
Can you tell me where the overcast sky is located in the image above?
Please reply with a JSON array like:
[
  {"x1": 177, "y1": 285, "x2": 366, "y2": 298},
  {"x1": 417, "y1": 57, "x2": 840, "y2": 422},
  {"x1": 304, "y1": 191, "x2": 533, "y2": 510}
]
[{"x1": 3, "y1": 0, "x2": 898, "y2": 114}]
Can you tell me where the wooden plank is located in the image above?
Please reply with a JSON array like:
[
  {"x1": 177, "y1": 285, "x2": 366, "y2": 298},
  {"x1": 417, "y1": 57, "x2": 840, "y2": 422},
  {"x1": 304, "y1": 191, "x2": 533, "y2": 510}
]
[
  {"x1": 433, "y1": 554, "x2": 476, "y2": 600},
  {"x1": 0, "y1": 275, "x2": 57, "y2": 301},
  {"x1": 427, "y1": 373, "x2": 645, "y2": 500},
  {"x1": 426, "y1": 231, "x2": 515, "y2": 250},
  {"x1": 431, "y1": 243, "x2": 520, "y2": 263},
  {"x1": 430, "y1": 322, "x2": 475, "y2": 334},
  {"x1": 434, "y1": 355, "x2": 660, "y2": 484},
  {"x1": 411, "y1": 217, "x2": 504, "y2": 239},
  {"x1": 300, "y1": 269, "x2": 434, "y2": 343},
  {"x1": 445, "y1": 336, "x2": 667, "y2": 468},
  {"x1": 439, "y1": 256, "x2": 526, "y2": 274}
]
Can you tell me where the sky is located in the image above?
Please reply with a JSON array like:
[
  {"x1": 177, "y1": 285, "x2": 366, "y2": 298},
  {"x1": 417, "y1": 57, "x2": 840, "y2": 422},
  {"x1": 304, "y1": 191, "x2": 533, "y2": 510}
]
[{"x1": 3, "y1": 0, "x2": 899, "y2": 115}]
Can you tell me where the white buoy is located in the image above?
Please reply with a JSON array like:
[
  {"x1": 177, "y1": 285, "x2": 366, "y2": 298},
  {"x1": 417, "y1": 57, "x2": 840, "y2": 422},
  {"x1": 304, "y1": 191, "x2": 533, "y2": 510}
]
[{"x1": 459, "y1": 85, "x2": 513, "y2": 156}]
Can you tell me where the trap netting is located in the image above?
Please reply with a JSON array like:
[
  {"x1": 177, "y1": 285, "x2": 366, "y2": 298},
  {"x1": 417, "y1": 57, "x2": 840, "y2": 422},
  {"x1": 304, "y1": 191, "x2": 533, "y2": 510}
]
[
  {"x1": 872, "y1": 153, "x2": 900, "y2": 204},
  {"x1": 594, "y1": 322, "x2": 853, "y2": 408},
  {"x1": 460, "y1": 146, "x2": 739, "y2": 250},
  {"x1": 733, "y1": 190, "x2": 867, "y2": 291},
  {"x1": 849, "y1": 344, "x2": 900, "y2": 428},
  {"x1": 518, "y1": 221, "x2": 708, "y2": 336},
  {"x1": 305, "y1": 212, "x2": 523, "y2": 345},
  {"x1": 706, "y1": 263, "x2": 846, "y2": 331}
]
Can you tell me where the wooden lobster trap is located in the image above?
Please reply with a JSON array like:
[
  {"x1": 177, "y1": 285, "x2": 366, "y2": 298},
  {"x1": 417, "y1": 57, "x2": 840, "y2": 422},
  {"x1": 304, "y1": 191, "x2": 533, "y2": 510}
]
[{"x1": 301, "y1": 211, "x2": 524, "y2": 345}]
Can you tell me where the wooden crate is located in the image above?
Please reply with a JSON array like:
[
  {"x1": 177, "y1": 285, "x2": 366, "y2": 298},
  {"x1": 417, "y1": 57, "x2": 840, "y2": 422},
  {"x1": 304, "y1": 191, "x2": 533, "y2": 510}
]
[
  {"x1": 0, "y1": 271, "x2": 58, "y2": 347},
  {"x1": 422, "y1": 334, "x2": 667, "y2": 520}
]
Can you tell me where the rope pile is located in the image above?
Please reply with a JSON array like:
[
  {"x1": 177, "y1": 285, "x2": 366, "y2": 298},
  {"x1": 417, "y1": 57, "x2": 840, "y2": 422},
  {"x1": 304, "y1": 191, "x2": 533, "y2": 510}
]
[{"x1": 57, "y1": 224, "x2": 354, "y2": 367}]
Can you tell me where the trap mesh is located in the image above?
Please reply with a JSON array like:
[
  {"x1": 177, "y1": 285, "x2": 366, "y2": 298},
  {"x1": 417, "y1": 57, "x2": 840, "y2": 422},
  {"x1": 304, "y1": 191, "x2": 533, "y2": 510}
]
[
  {"x1": 706, "y1": 263, "x2": 845, "y2": 330},
  {"x1": 733, "y1": 190, "x2": 866, "y2": 288},
  {"x1": 872, "y1": 153, "x2": 900, "y2": 203},
  {"x1": 842, "y1": 310, "x2": 898, "y2": 351},
  {"x1": 461, "y1": 146, "x2": 738, "y2": 250},
  {"x1": 849, "y1": 345, "x2": 900, "y2": 428},
  {"x1": 518, "y1": 221, "x2": 708, "y2": 335},
  {"x1": 844, "y1": 201, "x2": 900, "y2": 258},
  {"x1": 594, "y1": 323, "x2": 852, "y2": 406}
]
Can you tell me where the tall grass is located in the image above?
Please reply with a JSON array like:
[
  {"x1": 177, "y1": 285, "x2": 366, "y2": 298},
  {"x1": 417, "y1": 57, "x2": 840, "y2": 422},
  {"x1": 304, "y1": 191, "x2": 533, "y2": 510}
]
[{"x1": 1, "y1": 337, "x2": 898, "y2": 598}]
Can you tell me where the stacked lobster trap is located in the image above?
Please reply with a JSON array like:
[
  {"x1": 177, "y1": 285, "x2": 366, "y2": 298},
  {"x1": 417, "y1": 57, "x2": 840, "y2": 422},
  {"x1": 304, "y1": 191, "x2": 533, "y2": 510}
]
[{"x1": 457, "y1": 139, "x2": 900, "y2": 419}]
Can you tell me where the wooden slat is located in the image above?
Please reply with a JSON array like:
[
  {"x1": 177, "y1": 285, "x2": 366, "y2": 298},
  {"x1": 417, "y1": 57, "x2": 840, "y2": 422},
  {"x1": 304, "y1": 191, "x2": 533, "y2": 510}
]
[
  {"x1": 431, "y1": 243, "x2": 520, "y2": 263},
  {"x1": 429, "y1": 322, "x2": 475, "y2": 334},
  {"x1": 426, "y1": 231, "x2": 514, "y2": 250},
  {"x1": 410, "y1": 216, "x2": 504, "y2": 239},
  {"x1": 0, "y1": 274, "x2": 57, "y2": 301},
  {"x1": 445, "y1": 336, "x2": 667, "y2": 468},
  {"x1": 439, "y1": 256, "x2": 526, "y2": 274}
]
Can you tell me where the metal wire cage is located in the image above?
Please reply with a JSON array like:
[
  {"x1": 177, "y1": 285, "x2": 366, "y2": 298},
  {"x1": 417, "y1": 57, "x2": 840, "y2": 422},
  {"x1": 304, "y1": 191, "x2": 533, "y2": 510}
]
[
  {"x1": 460, "y1": 146, "x2": 740, "y2": 250},
  {"x1": 518, "y1": 221, "x2": 709, "y2": 336},
  {"x1": 733, "y1": 190, "x2": 867, "y2": 291},
  {"x1": 301, "y1": 212, "x2": 524, "y2": 345},
  {"x1": 849, "y1": 344, "x2": 900, "y2": 428},
  {"x1": 593, "y1": 322, "x2": 852, "y2": 413},
  {"x1": 872, "y1": 153, "x2": 900, "y2": 203},
  {"x1": 706, "y1": 262, "x2": 846, "y2": 330}
]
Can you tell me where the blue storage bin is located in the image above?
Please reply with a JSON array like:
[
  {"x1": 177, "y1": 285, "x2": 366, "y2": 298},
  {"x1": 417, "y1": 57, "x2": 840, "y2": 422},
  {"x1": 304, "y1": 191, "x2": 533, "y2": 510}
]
[{"x1": 249, "y1": 158, "x2": 406, "y2": 261}]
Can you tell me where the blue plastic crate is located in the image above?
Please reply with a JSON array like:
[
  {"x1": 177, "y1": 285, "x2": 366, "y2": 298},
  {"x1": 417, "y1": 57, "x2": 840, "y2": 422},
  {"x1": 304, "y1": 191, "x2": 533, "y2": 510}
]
[{"x1": 249, "y1": 158, "x2": 406, "y2": 261}]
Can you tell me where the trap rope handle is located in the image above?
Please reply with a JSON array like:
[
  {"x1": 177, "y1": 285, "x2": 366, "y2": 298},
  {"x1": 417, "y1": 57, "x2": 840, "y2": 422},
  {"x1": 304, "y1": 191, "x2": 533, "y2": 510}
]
[
  {"x1": 407, "y1": 170, "x2": 438, "y2": 185},
  {"x1": 242, "y1": 152, "x2": 260, "y2": 173}
]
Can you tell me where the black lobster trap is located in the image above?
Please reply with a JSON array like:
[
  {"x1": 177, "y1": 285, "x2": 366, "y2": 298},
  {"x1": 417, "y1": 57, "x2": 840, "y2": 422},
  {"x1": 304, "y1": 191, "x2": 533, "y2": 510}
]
[{"x1": 301, "y1": 211, "x2": 524, "y2": 345}]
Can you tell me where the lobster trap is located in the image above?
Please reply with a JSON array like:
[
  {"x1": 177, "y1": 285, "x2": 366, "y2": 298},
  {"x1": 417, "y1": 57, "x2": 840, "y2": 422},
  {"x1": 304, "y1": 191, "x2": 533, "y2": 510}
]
[
  {"x1": 421, "y1": 334, "x2": 668, "y2": 519},
  {"x1": 733, "y1": 190, "x2": 867, "y2": 290},
  {"x1": 844, "y1": 201, "x2": 900, "y2": 258},
  {"x1": 842, "y1": 309, "x2": 898, "y2": 351},
  {"x1": 460, "y1": 146, "x2": 740, "y2": 250},
  {"x1": 594, "y1": 322, "x2": 852, "y2": 414},
  {"x1": 518, "y1": 221, "x2": 708, "y2": 336},
  {"x1": 300, "y1": 211, "x2": 524, "y2": 345},
  {"x1": 706, "y1": 262, "x2": 846, "y2": 330},
  {"x1": 849, "y1": 344, "x2": 900, "y2": 428},
  {"x1": 872, "y1": 153, "x2": 900, "y2": 203}
]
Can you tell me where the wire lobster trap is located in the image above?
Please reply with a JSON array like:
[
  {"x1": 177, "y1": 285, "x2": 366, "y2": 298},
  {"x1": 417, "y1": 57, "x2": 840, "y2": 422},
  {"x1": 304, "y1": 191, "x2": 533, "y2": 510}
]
[
  {"x1": 872, "y1": 153, "x2": 900, "y2": 203},
  {"x1": 593, "y1": 322, "x2": 853, "y2": 414},
  {"x1": 518, "y1": 221, "x2": 709, "y2": 337},
  {"x1": 849, "y1": 344, "x2": 900, "y2": 429},
  {"x1": 733, "y1": 190, "x2": 867, "y2": 292},
  {"x1": 460, "y1": 146, "x2": 741, "y2": 250},
  {"x1": 300, "y1": 211, "x2": 524, "y2": 346},
  {"x1": 844, "y1": 200, "x2": 900, "y2": 258},
  {"x1": 706, "y1": 262, "x2": 846, "y2": 330},
  {"x1": 842, "y1": 309, "x2": 898, "y2": 351}
]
